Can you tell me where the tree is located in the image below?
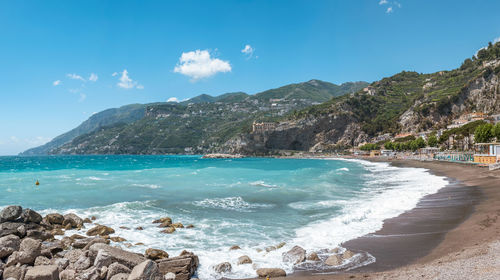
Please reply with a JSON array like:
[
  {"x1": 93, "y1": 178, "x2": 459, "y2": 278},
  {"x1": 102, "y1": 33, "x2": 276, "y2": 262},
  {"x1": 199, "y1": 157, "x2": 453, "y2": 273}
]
[
  {"x1": 493, "y1": 123, "x2": 500, "y2": 140},
  {"x1": 384, "y1": 141, "x2": 394, "y2": 150},
  {"x1": 427, "y1": 135, "x2": 438, "y2": 147},
  {"x1": 415, "y1": 137, "x2": 426, "y2": 149},
  {"x1": 474, "y1": 123, "x2": 494, "y2": 143}
]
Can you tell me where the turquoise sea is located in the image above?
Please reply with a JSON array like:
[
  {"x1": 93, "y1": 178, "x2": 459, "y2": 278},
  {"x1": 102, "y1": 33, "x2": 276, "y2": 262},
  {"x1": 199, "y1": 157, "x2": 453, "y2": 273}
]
[{"x1": 0, "y1": 155, "x2": 447, "y2": 279}]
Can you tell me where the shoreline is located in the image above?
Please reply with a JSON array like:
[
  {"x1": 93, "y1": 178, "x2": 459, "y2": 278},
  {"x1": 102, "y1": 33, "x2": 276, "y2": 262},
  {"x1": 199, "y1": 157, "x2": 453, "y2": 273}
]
[{"x1": 253, "y1": 158, "x2": 500, "y2": 279}]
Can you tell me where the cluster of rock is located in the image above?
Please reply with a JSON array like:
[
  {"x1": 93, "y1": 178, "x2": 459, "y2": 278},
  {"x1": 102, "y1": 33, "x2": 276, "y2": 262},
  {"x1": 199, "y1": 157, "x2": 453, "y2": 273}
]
[
  {"x1": 212, "y1": 244, "x2": 357, "y2": 278},
  {"x1": 153, "y1": 217, "x2": 193, "y2": 235},
  {"x1": 0, "y1": 206, "x2": 199, "y2": 280}
]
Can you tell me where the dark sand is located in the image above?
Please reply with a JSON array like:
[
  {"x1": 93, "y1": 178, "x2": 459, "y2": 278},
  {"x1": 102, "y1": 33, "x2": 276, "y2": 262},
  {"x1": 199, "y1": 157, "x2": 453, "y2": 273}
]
[{"x1": 246, "y1": 159, "x2": 500, "y2": 279}]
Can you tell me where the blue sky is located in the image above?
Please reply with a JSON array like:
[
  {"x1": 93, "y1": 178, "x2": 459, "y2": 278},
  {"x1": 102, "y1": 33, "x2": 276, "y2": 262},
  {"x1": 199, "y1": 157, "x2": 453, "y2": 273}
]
[{"x1": 1, "y1": 0, "x2": 500, "y2": 155}]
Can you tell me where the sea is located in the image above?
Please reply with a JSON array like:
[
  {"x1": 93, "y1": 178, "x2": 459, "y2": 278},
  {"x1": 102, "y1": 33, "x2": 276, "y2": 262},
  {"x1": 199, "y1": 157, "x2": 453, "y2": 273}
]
[{"x1": 0, "y1": 155, "x2": 448, "y2": 279}]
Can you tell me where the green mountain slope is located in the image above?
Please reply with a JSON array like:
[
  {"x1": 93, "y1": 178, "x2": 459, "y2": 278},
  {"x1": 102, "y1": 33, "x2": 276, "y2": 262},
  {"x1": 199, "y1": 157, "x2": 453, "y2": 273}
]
[{"x1": 46, "y1": 79, "x2": 366, "y2": 155}]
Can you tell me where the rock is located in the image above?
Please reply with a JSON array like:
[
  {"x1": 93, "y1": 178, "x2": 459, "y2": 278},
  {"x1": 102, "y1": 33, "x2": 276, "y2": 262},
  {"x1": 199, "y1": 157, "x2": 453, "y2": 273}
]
[
  {"x1": 325, "y1": 254, "x2": 342, "y2": 266},
  {"x1": 110, "y1": 273, "x2": 129, "y2": 280},
  {"x1": 100, "y1": 266, "x2": 109, "y2": 279},
  {"x1": 282, "y1": 245, "x2": 306, "y2": 265},
  {"x1": 27, "y1": 229, "x2": 54, "y2": 241},
  {"x1": 128, "y1": 260, "x2": 162, "y2": 280},
  {"x1": 89, "y1": 243, "x2": 147, "y2": 269},
  {"x1": 157, "y1": 253, "x2": 198, "y2": 280},
  {"x1": 265, "y1": 246, "x2": 276, "y2": 252},
  {"x1": 276, "y1": 242, "x2": 286, "y2": 249},
  {"x1": 91, "y1": 216, "x2": 97, "y2": 221},
  {"x1": 135, "y1": 227, "x2": 144, "y2": 231},
  {"x1": 35, "y1": 255, "x2": 52, "y2": 266},
  {"x1": 145, "y1": 248, "x2": 168, "y2": 260},
  {"x1": 157, "y1": 222, "x2": 172, "y2": 228},
  {"x1": 307, "y1": 252, "x2": 320, "y2": 261},
  {"x1": 0, "y1": 234, "x2": 21, "y2": 258},
  {"x1": 185, "y1": 224, "x2": 194, "y2": 229},
  {"x1": 87, "y1": 225, "x2": 115, "y2": 236},
  {"x1": 83, "y1": 237, "x2": 109, "y2": 250},
  {"x1": 213, "y1": 262, "x2": 231, "y2": 273},
  {"x1": 152, "y1": 217, "x2": 172, "y2": 224},
  {"x1": 160, "y1": 227, "x2": 175, "y2": 234},
  {"x1": 83, "y1": 218, "x2": 92, "y2": 224},
  {"x1": 237, "y1": 255, "x2": 252, "y2": 265},
  {"x1": 170, "y1": 223, "x2": 184, "y2": 229},
  {"x1": 94, "y1": 249, "x2": 114, "y2": 269},
  {"x1": 3, "y1": 265, "x2": 28, "y2": 280},
  {"x1": 119, "y1": 226, "x2": 130, "y2": 230},
  {"x1": 79, "y1": 266, "x2": 101, "y2": 280},
  {"x1": 6, "y1": 238, "x2": 42, "y2": 266},
  {"x1": 45, "y1": 213, "x2": 65, "y2": 225},
  {"x1": 65, "y1": 249, "x2": 84, "y2": 263},
  {"x1": 54, "y1": 258, "x2": 70, "y2": 270},
  {"x1": 164, "y1": 272, "x2": 176, "y2": 280},
  {"x1": 342, "y1": 250, "x2": 355, "y2": 259},
  {"x1": 62, "y1": 213, "x2": 84, "y2": 229},
  {"x1": 72, "y1": 237, "x2": 108, "y2": 249},
  {"x1": 110, "y1": 237, "x2": 127, "y2": 243},
  {"x1": 70, "y1": 234, "x2": 86, "y2": 240},
  {"x1": 73, "y1": 254, "x2": 92, "y2": 271},
  {"x1": 256, "y1": 268, "x2": 286, "y2": 278},
  {"x1": 20, "y1": 209, "x2": 43, "y2": 224},
  {"x1": 330, "y1": 247, "x2": 340, "y2": 254},
  {"x1": 59, "y1": 269, "x2": 76, "y2": 280},
  {"x1": 0, "y1": 206, "x2": 23, "y2": 222},
  {"x1": 229, "y1": 245, "x2": 240, "y2": 251},
  {"x1": 25, "y1": 265, "x2": 59, "y2": 280},
  {"x1": 135, "y1": 243, "x2": 145, "y2": 246},
  {"x1": 51, "y1": 229, "x2": 65, "y2": 236},
  {"x1": 107, "y1": 263, "x2": 131, "y2": 280}
]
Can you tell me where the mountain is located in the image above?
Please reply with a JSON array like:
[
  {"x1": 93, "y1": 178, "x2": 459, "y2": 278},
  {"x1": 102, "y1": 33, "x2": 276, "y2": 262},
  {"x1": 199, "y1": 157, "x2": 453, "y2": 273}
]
[
  {"x1": 20, "y1": 104, "x2": 147, "y2": 155},
  {"x1": 222, "y1": 41, "x2": 500, "y2": 155},
  {"x1": 28, "y1": 79, "x2": 366, "y2": 155}
]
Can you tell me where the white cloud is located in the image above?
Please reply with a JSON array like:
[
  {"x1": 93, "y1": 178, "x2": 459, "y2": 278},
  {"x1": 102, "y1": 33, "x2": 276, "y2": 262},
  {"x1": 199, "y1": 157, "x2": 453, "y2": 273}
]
[
  {"x1": 386, "y1": 7, "x2": 393, "y2": 13},
  {"x1": 241, "y1": 44, "x2": 255, "y2": 58},
  {"x1": 112, "y1": 72, "x2": 118, "y2": 77},
  {"x1": 167, "y1": 97, "x2": 179, "y2": 103},
  {"x1": 116, "y1": 69, "x2": 142, "y2": 89},
  {"x1": 379, "y1": 0, "x2": 388, "y2": 4},
  {"x1": 89, "y1": 73, "x2": 98, "y2": 82},
  {"x1": 494, "y1": 37, "x2": 500, "y2": 44},
  {"x1": 66, "y1": 73, "x2": 85, "y2": 81},
  {"x1": 174, "y1": 49, "x2": 231, "y2": 81},
  {"x1": 53, "y1": 80, "x2": 61, "y2": 86}
]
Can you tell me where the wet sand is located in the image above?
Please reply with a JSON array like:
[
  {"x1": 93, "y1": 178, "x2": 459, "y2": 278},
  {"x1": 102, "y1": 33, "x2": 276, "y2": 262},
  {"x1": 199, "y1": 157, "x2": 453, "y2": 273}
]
[{"x1": 248, "y1": 159, "x2": 500, "y2": 279}]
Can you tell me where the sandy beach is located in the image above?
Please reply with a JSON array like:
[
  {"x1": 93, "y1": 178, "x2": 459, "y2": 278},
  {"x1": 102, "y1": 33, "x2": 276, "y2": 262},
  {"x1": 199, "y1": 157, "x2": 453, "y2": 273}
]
[{"x1": 250, "y1": 159, "x2": 500, "y2": 280}]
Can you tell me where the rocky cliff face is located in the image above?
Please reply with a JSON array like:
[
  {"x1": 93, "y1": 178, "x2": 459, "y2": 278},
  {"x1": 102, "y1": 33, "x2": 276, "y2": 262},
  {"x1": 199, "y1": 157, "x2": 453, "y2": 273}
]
[{"x1": 223, "y1": 55, "x2": 500, "y2": 155}]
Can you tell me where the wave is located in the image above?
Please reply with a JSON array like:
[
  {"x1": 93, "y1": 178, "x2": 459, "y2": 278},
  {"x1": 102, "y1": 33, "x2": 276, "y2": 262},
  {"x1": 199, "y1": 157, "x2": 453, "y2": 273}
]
[
  {"x1": 249, "y1": 181, "x2": 278, "y2": 188},
  {"x1": 131, "y1": 183, "x2": 161, "y2": 189},
  {"x1": 336, "y1": 167, "x2": 349, "y2": 172},
  {"x1": 193, "y1": 196, "x2": 273, "y2": 212}
]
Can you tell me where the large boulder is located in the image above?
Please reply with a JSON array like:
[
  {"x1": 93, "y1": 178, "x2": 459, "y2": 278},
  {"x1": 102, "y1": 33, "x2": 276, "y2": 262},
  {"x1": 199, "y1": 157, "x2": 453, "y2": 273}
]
[
  {"x1": 152, "y1": 217, "x2": 172, "y2": 224},
  {"x1": 107, "y1": 262, "x2": 131, "y2": 280},
  {"x1": 34, "y1": 255, "x2": 52, "y2": 266},
  {"x1": 87, "y1": 225, "x2": 115, "y2": 236},
  {"x1": 156, "y1": 252, "x2": 199, "y2": 280},
  {"x1": 237, "y1": 255, "x2": 252, "y2": 265},
  {"x1": 59, "y1": 269, "x2": 76, "y2": 280},
  {"x1": 3, "y1": 264, "x2": 28, "y2": 280},
  {"x1": 0, "y1": 206, "x2": 22, "y2": 222},
  {"x1": 62, "y1": 213, "x2": 84, "y2": 229},
  {"x1": 110, "y1": 273, "x2": 130, "y2": 280},
  {"x1": 0, "y1": 234, "x2": 21, "y2": 258},
  {"x1": 72, "y1": 237, "x2": 107, "y2": 249},
  {"x1": 282, "y1": 245, "x2": 306, "y2": 265},
  {"x1": 307, "y1": 252, "x2": 320, "y2": 261},
  {"x1": 144, "y1": 248, "x2": 168, "y2": 260},
  {"x1": 45, "y1": 213, "x2": 65, "y2": 225},
  {"x1": 127, "y1": 260, "x2": 162, "y2": 280},
  {"x1": 72, "y1": 253, "x2": 92, "y2": 271},
  {"x1": 213, "y1": 262, "x2": 231, "y2": 273},
  {"x1": 24, "y1": 265, "x2": 59, "y2": 280},
  {"x1": 256, "y1": 268, "x2": 286, "y2": 277},
  {"x1": 26, "y1": 229, "x2": 54, "y2": 241},
  {"x1": 94, "y1": 249, "x2": 114, "y2": 269},
  {"x1": 324, "y1": 254, "x2": 342, "y2": 266},
  {"x1": 21, "y1": 209, "x2": 43, "y2": 224},
  {"x1": 6, "y1": 238, "x2": 42, "y2": 266},
  {"x1": 89, "y1": 243, "x2": 146, "y2": 269}
]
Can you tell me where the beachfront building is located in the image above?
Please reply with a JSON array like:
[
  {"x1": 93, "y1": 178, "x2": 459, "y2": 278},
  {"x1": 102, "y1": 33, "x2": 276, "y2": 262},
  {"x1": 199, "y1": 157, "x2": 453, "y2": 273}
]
[
  {"x1": 370, "y1": 150, "x2": 381, "y2": 157},
  {"x1": 474, "y1": 143, "x2": 500, "y2": 164},
  {"x1": 252, "y1": 121, "x2": 277, "y2": 133},
  {"x1": 491, "y1": 114, "x2": 500, "y2": 124}
]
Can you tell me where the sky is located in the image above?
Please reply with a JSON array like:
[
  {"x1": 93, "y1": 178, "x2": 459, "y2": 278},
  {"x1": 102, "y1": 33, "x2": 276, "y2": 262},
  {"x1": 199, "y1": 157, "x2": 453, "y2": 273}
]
[{"x1": 1, "y1": 0, "x2": 500, "y2": 155}]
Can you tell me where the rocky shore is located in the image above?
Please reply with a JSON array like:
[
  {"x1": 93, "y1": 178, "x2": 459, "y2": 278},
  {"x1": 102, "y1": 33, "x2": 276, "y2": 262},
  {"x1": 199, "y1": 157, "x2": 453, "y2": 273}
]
[{"x1": 0, "y1": 205, "x2": 198, "y2": 280}]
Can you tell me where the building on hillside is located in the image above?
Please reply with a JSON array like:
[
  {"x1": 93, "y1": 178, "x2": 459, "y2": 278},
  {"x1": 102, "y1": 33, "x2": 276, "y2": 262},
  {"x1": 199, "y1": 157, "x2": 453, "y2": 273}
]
[
  {"x1": 474, "y1": 143, "x2": 500, "y2": 164},
  {"x1": 374, "y1": 133, "x2": 392, "y2": 142},
  {"x1": 370, "y1": 150, "x2": 381, "y2": 157},
  {"x1": 363, "y1": 86, "x2": 376, "y2": 96},
  {"x1": 491, "y1": 114, "x2": 500, "y2": 124},
  {"x1": 447, "y1": 112, "x2": 487, "y2": 129},
  {"x1": 252, "y1": 121, "x2": 277, "y2": 133}
]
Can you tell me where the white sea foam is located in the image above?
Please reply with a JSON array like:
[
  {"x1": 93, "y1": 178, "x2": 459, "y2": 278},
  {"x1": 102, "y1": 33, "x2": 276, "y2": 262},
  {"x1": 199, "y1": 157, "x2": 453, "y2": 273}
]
[
  {"x1": 131, "y1": 183, "x2": 161, "y2": 189},
  {"x1": 337, "y1": 167, "x2": 349, "y2": 172},
  {"x1": 249, "y1": 180, "x2": 278, "y2": 188},
  {"x1": 193, "y1": 196, "x2": 273, "y2": 212}
]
